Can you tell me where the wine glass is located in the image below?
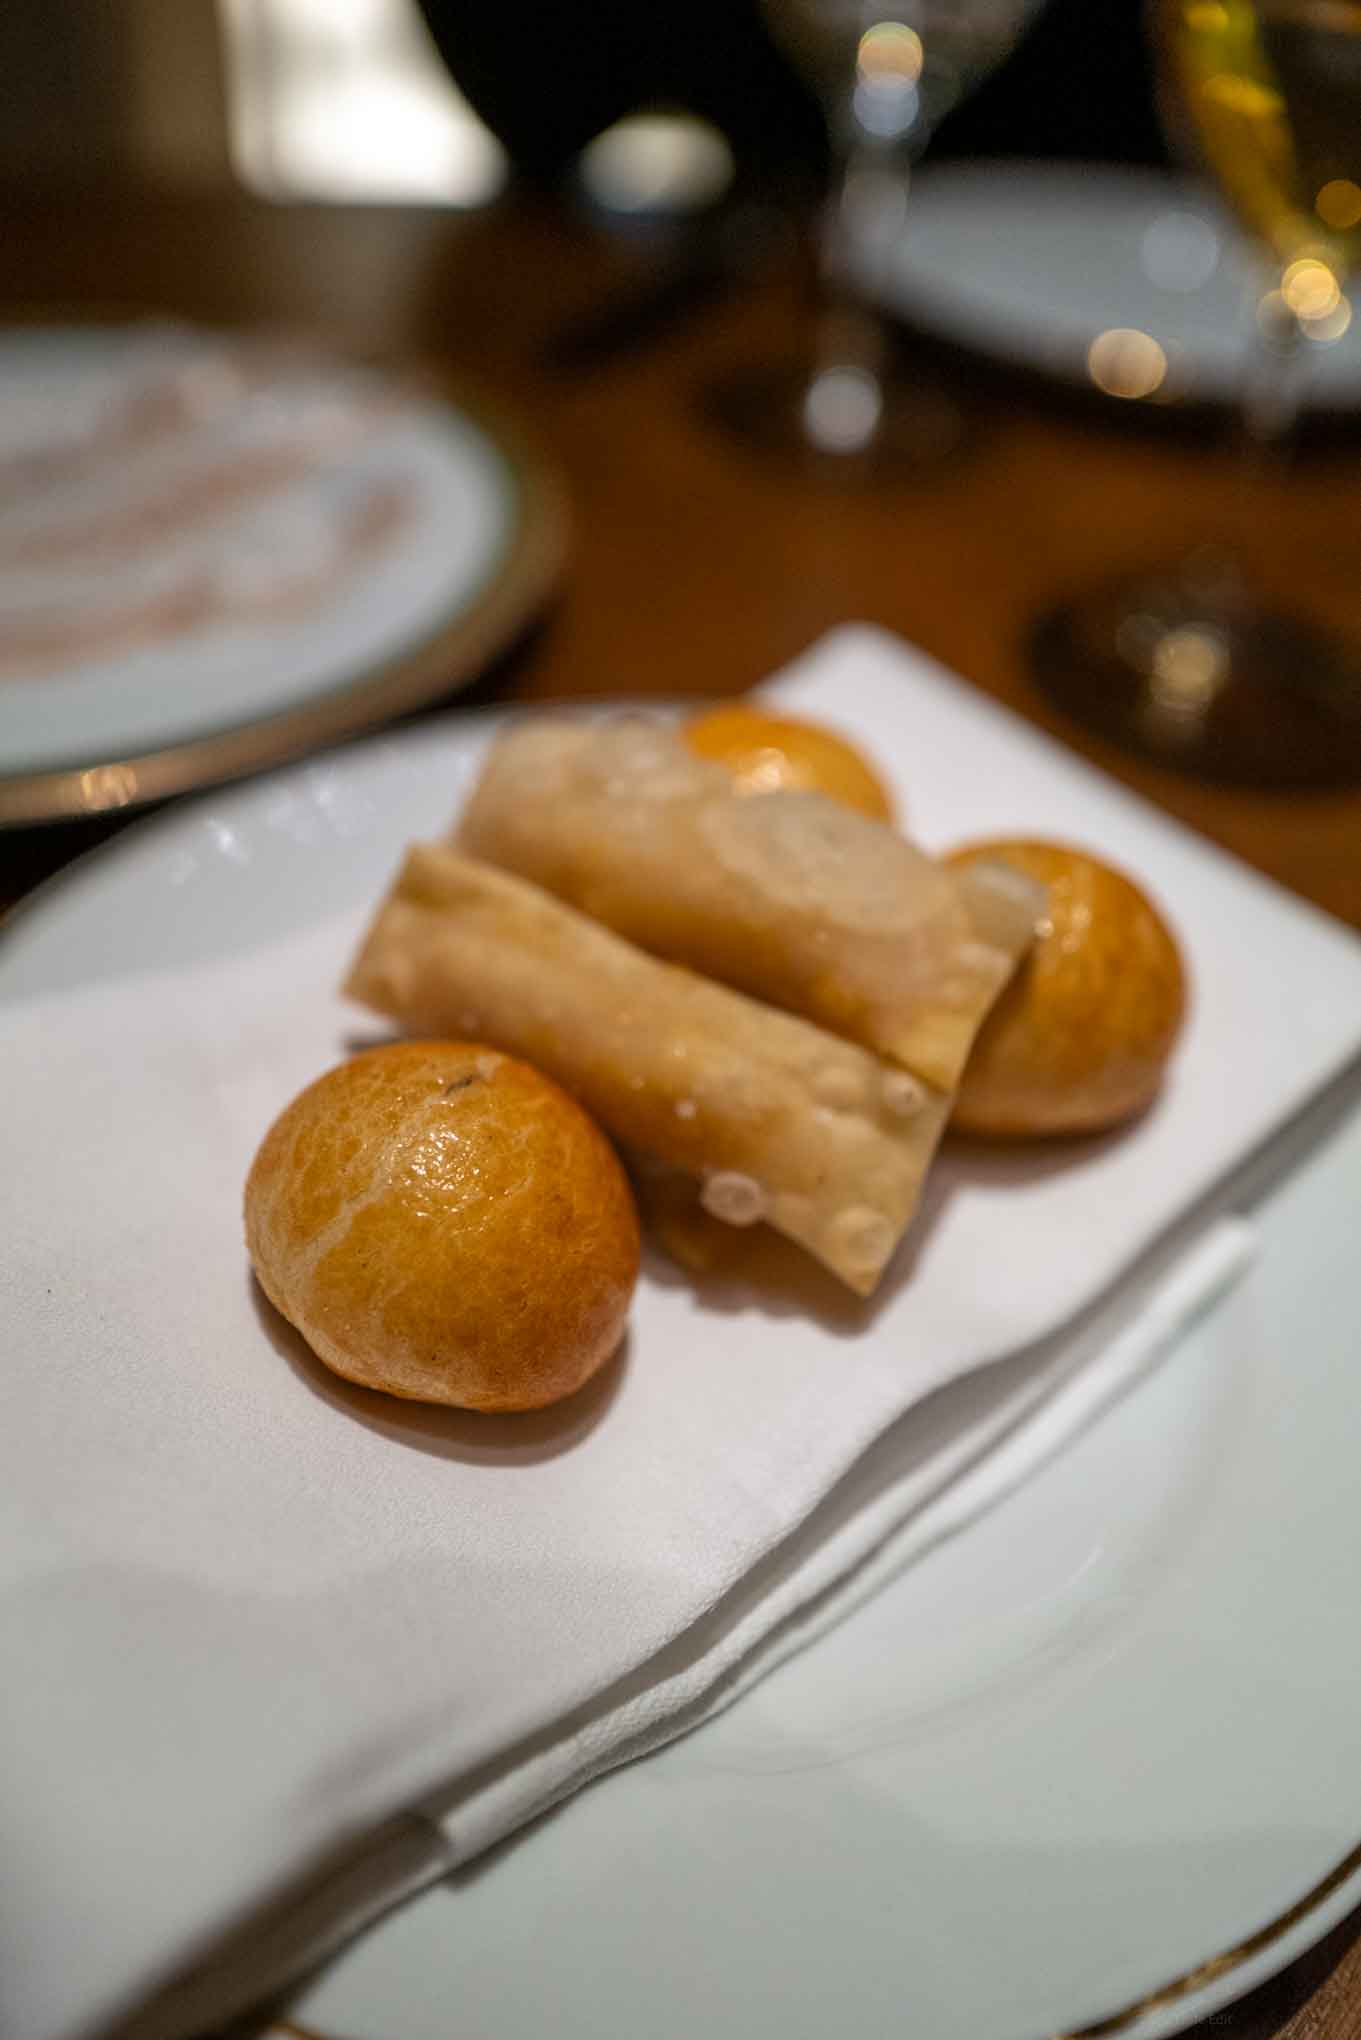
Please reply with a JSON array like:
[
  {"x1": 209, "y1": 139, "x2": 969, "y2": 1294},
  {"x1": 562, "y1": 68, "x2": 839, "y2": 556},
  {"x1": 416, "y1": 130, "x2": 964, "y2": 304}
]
[
  {"x1": 1031, "y1": 0, "x2": 1361, "y2": 786},
  {"x1": 710, "y1": 0, "x2": 1049, "y2": 470}
]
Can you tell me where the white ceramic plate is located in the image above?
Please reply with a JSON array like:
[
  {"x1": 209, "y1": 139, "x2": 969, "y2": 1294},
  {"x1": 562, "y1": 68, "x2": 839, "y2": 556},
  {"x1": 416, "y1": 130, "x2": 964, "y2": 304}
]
[
  {"x1": 0, "y1": 325, "x2": 565, "y2": 826},
  {"x1": 865, "y1": 161, "x2": 1361, "y2": 410},
  {"x1": 5, "y1": 658, "x2": 1361, "y2": 2040},
  {"x1": 297, "y1": 1116, "x2": 1361, "y2": 2040}
]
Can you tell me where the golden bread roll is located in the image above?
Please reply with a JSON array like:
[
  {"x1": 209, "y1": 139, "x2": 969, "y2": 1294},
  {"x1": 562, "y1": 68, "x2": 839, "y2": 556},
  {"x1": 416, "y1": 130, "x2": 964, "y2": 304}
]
[
  {"x1": 245, "y1": 1041, "x2": 639, "y2": 1411},
  {"x1": 682, "y1": 705, "x2": 896, "y2": 822},
  {"x1": 944, "y1": 840, "x2": 1187, "y2": 1138}
]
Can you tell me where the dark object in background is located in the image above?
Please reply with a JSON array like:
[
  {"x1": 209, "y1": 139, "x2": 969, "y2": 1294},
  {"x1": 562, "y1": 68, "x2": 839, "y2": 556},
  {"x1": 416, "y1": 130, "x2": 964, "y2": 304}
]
[
  {"x1": 416, "y1": 0, "x2": 1169, "y2": 191},
  {"x1": 416, "y1": 0, "x2": 828, "y2": 193},
  {"x1": 935, "y1": 0, "x2": 1168, "y2": 166}
]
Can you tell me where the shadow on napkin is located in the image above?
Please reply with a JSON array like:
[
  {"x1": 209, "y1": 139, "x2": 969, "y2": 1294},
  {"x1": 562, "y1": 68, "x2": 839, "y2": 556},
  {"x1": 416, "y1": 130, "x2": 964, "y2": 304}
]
[
  {"x1": 640, "y1": 1116, "x2": 1131, "y2": 1332},
  {"x1": 249, "y1": 1279, "x2": 630, "y2": 1465}
]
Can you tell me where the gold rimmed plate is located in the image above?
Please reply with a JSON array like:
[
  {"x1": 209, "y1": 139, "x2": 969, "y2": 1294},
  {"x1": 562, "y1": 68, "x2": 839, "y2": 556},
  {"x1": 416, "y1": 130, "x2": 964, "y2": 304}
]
[{"x1": 0, "y1": 323, "x2": 567, "y2": 827}]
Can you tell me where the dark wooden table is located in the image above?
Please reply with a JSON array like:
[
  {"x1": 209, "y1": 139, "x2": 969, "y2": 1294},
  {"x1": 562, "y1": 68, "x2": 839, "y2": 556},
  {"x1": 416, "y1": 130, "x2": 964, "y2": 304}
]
[{"x1": 3, "y1": 182, "x2": 1359, "y2": 2040}]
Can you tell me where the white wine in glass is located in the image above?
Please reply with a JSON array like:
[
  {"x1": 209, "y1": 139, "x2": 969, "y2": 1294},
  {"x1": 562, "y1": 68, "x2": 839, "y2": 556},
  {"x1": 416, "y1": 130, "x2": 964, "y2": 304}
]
[
  {"x1": 1033, "y1": 0, "x2": 1361, "y2": 786},
  {"x1": 1169, "y1": 0, "x2": 1361, "y2": 281}
]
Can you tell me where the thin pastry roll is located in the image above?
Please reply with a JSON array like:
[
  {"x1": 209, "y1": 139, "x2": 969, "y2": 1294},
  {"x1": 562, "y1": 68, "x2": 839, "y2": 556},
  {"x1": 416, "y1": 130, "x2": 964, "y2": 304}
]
[
  {"x1": 457, "y1": 719, "x2": 1042, "y2": 1091},
  {"x1": 344, "y1": 845, "x2": 952, "y2": 1296}
]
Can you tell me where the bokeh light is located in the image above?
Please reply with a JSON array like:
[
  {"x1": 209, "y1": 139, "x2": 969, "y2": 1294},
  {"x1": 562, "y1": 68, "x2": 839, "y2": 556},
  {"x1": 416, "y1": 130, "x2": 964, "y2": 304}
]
[
  {"x1": 1087, "y1": 328, "x2": 1169, "y2": 400},
  {"x1": 1303, "y1": 295, "x2": 1353, "y2": 344},
  {"x1": 802, "y1": 366, "x2": 883, "y2": 454},
  {"x1": 1316, "y1": 179, "x2": 1361, "y2": 232},
  {"x1": 1282, "y1": 257, "x2": 1342, "y2": 321},
  {"x1": 580, "y1": 114, "x2": 734, "y2": 215},
  {"x1": 857, "y1": 22, "x2": 924, "y2": 83},
  {"x1": 853, "y1": 21, "x2": 923, "y2": 139}
]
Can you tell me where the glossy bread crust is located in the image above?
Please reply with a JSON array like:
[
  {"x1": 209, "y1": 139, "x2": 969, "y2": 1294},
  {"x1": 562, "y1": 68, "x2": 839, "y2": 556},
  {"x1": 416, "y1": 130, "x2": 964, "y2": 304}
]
[
  {"x1": 682, "y1": 705, "x2": 897, "y2": 821},
  {"x1": 945, "y1": 839, "x2": 1188, "y2": 1138},
  {"x1": 245, "y1": 1041, "x2": 640, "y2": 1410}
]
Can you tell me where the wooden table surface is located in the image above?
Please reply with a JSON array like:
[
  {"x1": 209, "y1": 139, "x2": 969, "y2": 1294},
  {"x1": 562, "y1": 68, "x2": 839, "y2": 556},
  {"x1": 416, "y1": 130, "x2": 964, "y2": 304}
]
[{"x1": 2, "y1": 181, "x2": 1359, "y2": 2040}]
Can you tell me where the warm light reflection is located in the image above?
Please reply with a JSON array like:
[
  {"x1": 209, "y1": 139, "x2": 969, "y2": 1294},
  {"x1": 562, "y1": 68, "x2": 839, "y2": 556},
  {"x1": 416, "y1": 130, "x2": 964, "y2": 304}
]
[
  {"x1": 79, "y1": 764, "x2": 139, "y2": 810},
  {"x1": 1200, "y1": 72, "x2": 1281, "y2": 119},
  {"x1": 1316, "y1": 178, "x2": 1361, "y2": 232},
  {"x1": 857, "y1": 22, "x2": 924, "y2": 82},
  {"x1": 853, "y1": 22, "x2": 923, "y2": 139},
  {"x1": 1184, "y1": 1, "x2": 1230, "y2": 30},
  {"x1": 743, "y1": 748, "x2": 796, "y2": 793},
  {"x1": 1086, "y1": 328, "x2": 1168, "y2": 400},
  {"x1": 1149, "y1": 625, "x2": 1229, "y2": 718},
  {"x1": 1282, "y1": 257, "x2": 1342, "y2": 320}
]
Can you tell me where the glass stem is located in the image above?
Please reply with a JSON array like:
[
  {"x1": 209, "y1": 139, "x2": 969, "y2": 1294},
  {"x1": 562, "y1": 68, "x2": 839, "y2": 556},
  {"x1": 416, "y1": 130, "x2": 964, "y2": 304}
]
[
  {"x1": 1188, "y1": 282, "x2": 1311, "y2": 610},
  {"x1": 812, "y1": 144, "x2": 908, "y2": 378},
  {"x1": 1239, "y1": 284, "x2": 1309, "y2": 460},
  {"x1": 797, "y1": 96, "x2": 927, "y2": 454}
]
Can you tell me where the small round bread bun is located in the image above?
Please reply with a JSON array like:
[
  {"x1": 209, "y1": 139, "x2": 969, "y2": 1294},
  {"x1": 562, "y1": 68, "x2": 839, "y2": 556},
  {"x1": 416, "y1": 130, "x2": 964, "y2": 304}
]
[
  {"x1": 245, "y1": 1041, "x2": 640, "y2": 1411},
  {"x1": 944, "y1": 840, "x2": 1188, "y2": 1138},
  {"x1": 683, "y1": 705, "x2": 896, "y2": 821}
]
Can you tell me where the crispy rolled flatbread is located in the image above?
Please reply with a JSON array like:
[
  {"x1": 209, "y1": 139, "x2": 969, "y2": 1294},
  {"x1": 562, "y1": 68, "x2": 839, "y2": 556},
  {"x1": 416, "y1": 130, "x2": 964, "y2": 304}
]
[
  {"x1": 344, "y1": 845, "x2": 952, "y2": 1295},
  {"x1": 457, "y1": 718, "x2": 1042, "y2": 1091}
]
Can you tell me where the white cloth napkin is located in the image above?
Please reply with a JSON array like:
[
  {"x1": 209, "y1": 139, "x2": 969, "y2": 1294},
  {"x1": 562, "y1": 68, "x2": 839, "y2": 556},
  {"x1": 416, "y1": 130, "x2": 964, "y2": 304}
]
[{"x1": 5, "y1": 626, "x2": 1361, "y2": 2040}]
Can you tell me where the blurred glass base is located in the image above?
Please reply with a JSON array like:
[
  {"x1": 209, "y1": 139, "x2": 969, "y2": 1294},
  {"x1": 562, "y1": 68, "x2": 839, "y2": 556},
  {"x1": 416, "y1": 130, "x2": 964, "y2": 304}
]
[
  {"x1": 1032, "y1": 566, "x2": 1361, "y2": 789},
  {"x1": 705, "y1": 352, "x2": 968, "y2": 475}
]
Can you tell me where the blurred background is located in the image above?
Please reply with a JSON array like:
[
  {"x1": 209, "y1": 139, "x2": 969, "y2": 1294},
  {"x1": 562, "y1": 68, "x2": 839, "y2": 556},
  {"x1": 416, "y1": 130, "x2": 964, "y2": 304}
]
[
  {"x1": 0, "y1": 0, "x2": 1165, "y2": 213},
  {"x1": 7, "y1": 0, "x2": 1361, "y2": 819}
]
